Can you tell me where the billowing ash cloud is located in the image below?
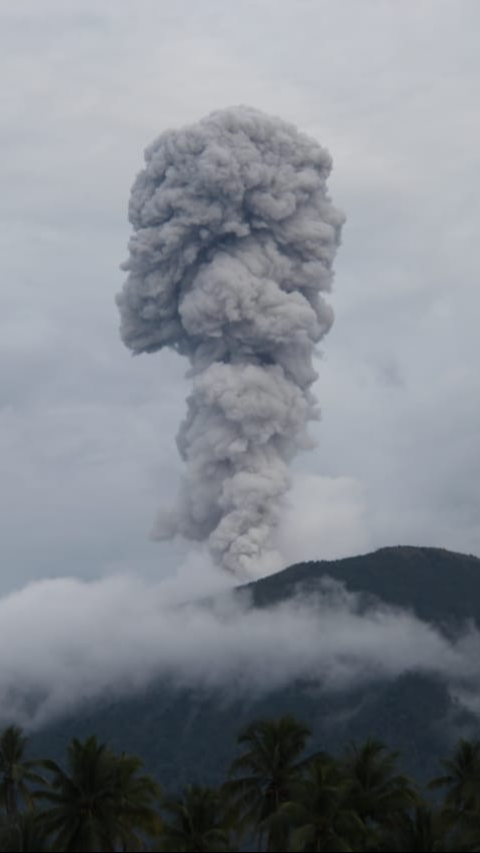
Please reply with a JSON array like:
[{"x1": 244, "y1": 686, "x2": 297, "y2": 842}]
[{"x1": 117, "y1": 107, "x2": 345, "y2": 575}]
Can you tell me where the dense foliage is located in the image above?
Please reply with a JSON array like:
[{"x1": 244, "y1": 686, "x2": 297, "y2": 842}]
[{"x1": 3, "y1": 716, "x2": 480, "y2": 851}]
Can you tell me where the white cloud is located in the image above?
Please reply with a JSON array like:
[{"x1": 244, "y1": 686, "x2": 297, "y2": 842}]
[
  {"x1": 1, "y1": 566, "x2": 480, "y2": 730},
  {"x1": 276, "y1": 474, "x2": 370, "y2": 564}
]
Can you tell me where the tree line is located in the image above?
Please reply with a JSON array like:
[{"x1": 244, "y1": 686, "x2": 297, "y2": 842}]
[{"x1": 1, "y1": 715, "x2": 480, "y2": 851}]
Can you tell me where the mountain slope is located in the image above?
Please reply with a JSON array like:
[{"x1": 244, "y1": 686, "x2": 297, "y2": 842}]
[
  {"x1": 32, "y1": 546, "x2": 480, "y2": 789},
  {"x1": 247, "y1": 545, "x2": 480, "y2": 625}
]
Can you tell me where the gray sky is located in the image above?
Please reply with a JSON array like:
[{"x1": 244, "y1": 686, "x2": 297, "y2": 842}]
[{"x1": 1, "y1": 0, "x2": 480, "y2": 594}]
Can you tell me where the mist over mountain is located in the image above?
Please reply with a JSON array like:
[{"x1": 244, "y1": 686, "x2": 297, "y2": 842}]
[{"x1": 31, "y1": 545, "x2": 480, "y2": 788}]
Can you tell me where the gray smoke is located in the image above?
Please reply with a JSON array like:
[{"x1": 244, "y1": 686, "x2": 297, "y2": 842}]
[{"x1": 117, "y1": 106, "x2": 345, "y2": 575}]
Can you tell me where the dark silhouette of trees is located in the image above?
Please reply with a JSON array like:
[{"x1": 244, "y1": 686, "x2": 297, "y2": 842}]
[
  {"x1": 1, "y1": 720, "x2": 480, "y2": 852},
  {"x1": 227, "y1": 714, "x2": 312, "y2": 849},
  {"x1": 0, "y1": 725, "x2": 47, "y2": 816}
]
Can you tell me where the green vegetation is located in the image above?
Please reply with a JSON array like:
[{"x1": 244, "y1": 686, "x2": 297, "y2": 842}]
[
  {"x1": 226, "y1": 715, "x2": 313, "y2": 850},
  {"x1": 34, "y1": 547, "x2": 480, "y2": 792},
  {"x1": 3, "y1": 717, "x2": 480, "y2": 851},
  {"x1": 37, "y1": 735, "x2": 161, "y2": 851},
  {"x1": 0, "y1": 725, "x2": 48, "y2": 815}
]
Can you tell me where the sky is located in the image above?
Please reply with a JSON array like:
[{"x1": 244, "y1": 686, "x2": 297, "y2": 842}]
[{"x1": 1, "y1": 0, "x2": 480, "y2": 597}]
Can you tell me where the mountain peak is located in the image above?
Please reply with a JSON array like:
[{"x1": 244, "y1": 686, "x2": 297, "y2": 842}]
[{"x1": 246, "y1": 544, "x2": 480, "y2": 625}]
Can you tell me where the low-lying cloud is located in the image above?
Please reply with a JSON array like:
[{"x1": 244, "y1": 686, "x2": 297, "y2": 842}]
[{"x1": 2, "y1": 564, "x2": 480, "y2": 730}]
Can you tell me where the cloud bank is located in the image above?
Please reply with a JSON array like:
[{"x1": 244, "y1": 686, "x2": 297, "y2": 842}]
[{"x1": 2, "y1": 567, "x2": 480, "y2": 730}]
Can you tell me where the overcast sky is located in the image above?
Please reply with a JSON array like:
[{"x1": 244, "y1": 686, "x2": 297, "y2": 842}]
[{"x1": 1, "y1": 0, "x2": 479, "y2": 595}]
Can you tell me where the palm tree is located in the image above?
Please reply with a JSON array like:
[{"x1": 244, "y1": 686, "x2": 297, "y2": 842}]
[
  {"x1": 341, "y1": 738, "x2": 417, "y2": 842},
  {"x1": 382, "y1": 803, "x2": 450, "y2": 852},
  {"x1": 0, "y1": 725, "x2": 47, "y2": 816},
  {"x1": 226, "y1": 714, "x2": 312, "y2": 850},
  {"x1": 36, "y1": 735, "x2": 160, "y2": 852},
  {"x1": 112, "y1": 751, "x2": 162, "y2": 851},
  {"x1": 0, "y1": 810, "x2": 50, "y2": 852},
  {"x1": 274, "y1": 754, "x2": 364, "y2": 852},
  {"x1": 37, "y1": 735, "x2": 118, "y2": 852},
  {"x1": 158, "y1": 783, "x2": 234, "y2": 852},
  {"x1": 427, "y1": 740, "x2": 480, "y2": 853},
  {"x1": 429, "y1": 739, "x2": 480, "y2": 816}
]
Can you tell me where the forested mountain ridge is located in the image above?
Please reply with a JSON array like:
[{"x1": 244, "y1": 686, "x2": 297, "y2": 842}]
[
  {"x1": 246, "y1": 545, "x2": 480, "y2": 625},
  {"x1": 33, "y1": 546, "x2": 480, "y2": 790}
]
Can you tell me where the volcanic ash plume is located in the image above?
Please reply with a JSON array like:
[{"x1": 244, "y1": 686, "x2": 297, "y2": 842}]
[{"x1": 117, "y1": 106, "x2": 345, "y2": 576}]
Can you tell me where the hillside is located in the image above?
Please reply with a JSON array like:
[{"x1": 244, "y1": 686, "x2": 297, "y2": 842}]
[
  {"x1": 32, "y1": 546, "x2": 480, "y2": 789},
  {"x1": 247, "y1": 545, "x2": 480, "y2": 625}
]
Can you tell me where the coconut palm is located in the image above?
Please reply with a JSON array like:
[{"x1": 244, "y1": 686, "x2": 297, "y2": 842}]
[
  {"x1": 429, "y1": 739, "x2": 480, "y2": 816},
  {"x1": 158, "y1": 783, "x2": 234, "y2": 852},
  {"x1": 341, "y1": 738, "x2": 417, "y2": 838},
  {"x1": 427, "y1": 740, "x2": 480, "y2": 853},
  {"x1": 273, "y1": 754, "x2": 364, "y2": 852},
  {"x1": 0, "y1": 725, "x2": 47, "y2": 816},
  {"x1": 37, "y1": 735, "x2": 160, "y2": 852},
  {"x1": 0, "y1": 810, "x2": 50, "y2": 852},
  {"x1": 382, "y1": 803, "x2": 450, "y2": 852},
  {"x1": 112, "y1": 751, "x2": 162, "y2": 851},
  {"x1": 226, "y1": 714, "x2": 312, "y2": 850}
]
